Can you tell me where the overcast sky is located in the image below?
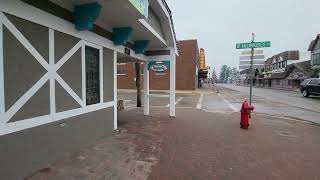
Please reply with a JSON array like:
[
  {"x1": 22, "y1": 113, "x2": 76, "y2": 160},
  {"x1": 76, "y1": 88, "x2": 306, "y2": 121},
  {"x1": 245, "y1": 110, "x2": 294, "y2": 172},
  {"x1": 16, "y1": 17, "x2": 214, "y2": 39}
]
[{"x1": 166, "y1": 0, "x2": 320, "y2": 74}]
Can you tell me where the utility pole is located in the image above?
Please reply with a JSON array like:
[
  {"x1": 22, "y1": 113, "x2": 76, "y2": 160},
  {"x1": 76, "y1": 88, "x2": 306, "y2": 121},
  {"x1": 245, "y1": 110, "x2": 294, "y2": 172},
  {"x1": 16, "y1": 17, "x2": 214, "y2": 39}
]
[
  {"x1": 135, "y1": 62, "x2": 142, "y2": 107},
  {"x1": 249, "y1": 33, "x2": 255, "y2": 105}
]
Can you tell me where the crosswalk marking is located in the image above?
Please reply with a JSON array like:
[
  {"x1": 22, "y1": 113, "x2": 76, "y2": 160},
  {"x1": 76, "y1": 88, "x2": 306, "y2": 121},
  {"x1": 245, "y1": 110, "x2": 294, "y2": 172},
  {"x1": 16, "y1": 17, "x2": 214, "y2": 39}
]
[
  {"x1": 218, "y1": 94, "x2": 238, "y2": 112},
  {"x1": 196, "y1": 94, "x2": 204, "y2": 109}
]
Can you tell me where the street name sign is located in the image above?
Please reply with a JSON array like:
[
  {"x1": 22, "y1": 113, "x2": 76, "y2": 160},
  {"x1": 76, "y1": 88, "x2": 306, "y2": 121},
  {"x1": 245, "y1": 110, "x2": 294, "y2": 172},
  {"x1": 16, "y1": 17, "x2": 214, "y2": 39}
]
[{"x1": 236, "y1": 41, "x2": 271, "y2": 49}]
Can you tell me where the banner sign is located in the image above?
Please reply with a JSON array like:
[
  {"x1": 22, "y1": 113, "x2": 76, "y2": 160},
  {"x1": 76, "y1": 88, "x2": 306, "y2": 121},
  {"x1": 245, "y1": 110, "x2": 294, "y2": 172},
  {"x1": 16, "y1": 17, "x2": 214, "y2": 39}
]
[
  {"x1": 239, "y1": 55, "x2": 265, "y2": 60},
  {"x1": 148, "y1": 61, "x2": 170, "y2": 73},
  {"x1": 199, "y1": 48, "x2": 206, "y2": 70},
  {"x1": 241, "y1": 50, "x2": 263, "y2": 55},
  {"x1": 129, "y1": 0, "x2": 149, "y2": 17}
]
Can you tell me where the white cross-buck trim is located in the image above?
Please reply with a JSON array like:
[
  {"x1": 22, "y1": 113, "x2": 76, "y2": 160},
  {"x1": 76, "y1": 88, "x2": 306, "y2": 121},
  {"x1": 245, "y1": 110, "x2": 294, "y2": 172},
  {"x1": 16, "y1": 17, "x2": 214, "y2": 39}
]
[{"x1": 0, "y1": 12, "x2": 115, "y2": 135}]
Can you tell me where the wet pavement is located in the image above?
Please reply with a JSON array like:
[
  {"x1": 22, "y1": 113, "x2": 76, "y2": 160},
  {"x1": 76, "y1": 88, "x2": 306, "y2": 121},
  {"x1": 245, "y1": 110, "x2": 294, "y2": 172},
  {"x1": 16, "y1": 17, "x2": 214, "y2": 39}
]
[
  {"x1": 119, "y1": 85, "x2": 320, "y2": 125},
  {"x1": 148, "y1": 109, "x2": 320, "y2": 180},
  {"x1": 118, "y1": 91, "x2": 201, "y2": 109},
  {"x1": 27, "y1": 87, "x2": 320, "y2": 180},
  {"x1": 215, "y1": 84, "x2": 320, "y2": 124},
  {"x1": 28, "y1": 107, "x2": 320, "y2": 180}
]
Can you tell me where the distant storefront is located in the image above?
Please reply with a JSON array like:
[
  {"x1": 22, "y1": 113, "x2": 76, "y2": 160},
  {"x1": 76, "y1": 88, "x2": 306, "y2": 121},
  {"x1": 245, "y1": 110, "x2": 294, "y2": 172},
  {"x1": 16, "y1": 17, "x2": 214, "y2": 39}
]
[
  {"x1": 117, "y1": 39, "x2": 200, "y2": 90},
  {"x1": 268, "y1": 61, "x2": 313, "y2": 89}
]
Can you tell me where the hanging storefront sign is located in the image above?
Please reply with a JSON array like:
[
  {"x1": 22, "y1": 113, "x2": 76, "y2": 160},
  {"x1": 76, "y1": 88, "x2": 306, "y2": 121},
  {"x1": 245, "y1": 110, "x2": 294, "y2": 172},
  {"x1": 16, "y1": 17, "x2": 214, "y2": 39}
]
[
  {"x1": 199, "y1": 48, "x2": 206, "y2": 70},
  {"x1": 148, "y1": 61, "x2": 170, "y2": 74},
  {"x1": 129, "y1": 0, "x2": 149, "y2": 17}
]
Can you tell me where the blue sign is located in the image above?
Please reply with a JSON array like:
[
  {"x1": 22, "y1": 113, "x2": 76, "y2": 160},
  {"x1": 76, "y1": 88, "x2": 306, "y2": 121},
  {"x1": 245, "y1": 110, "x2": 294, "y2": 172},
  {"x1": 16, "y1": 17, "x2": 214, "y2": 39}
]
[{"x1": 148, "y1": 61, "x2": 170, "y2": 73}]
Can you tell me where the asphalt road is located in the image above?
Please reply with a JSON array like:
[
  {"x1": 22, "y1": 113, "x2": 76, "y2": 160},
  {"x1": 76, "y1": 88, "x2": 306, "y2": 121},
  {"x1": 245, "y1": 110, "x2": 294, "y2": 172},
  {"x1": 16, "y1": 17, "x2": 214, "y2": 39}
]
[
  {"x1": 118, "y1": 84, "x2": 320, "y2": 124},
  {"x1": 215, "y1": 84, "x2": 320, "y2": 124}
]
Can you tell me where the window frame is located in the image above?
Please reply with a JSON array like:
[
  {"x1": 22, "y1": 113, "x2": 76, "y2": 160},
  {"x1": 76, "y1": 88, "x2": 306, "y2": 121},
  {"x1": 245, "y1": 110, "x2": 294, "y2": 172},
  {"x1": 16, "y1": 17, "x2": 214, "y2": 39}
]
[{"x1": 83, "y1": 44, "x2": 103, "y2": 106}]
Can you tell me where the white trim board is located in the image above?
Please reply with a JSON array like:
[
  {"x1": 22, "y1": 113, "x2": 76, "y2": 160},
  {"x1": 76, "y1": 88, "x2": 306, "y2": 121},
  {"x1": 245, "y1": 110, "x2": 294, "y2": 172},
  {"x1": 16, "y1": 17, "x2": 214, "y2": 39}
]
[
  {"x1": 55, "y1": 74, "x2": 84, "y2": 107},
  {"x1": 0, "y1": 21, "x2": 5, "y2": 125},
  {"x1": 0, "y1": 12, "x2": 49, "y2": 71},
  {"x1": 4, "y1": 73, "x2": 50, "y2": 123},
  {"x1": 139, "y1": 19, "x2": 167, "y2": 46},
  {"x1": 99, "y1": 46, "x2": 104, "y2": 103},
  {"x1": 49, "y1": 28, "x2": 56, "y2": 115},
  {"x1": 55, "y1": 40, "x2": 83, "y2": 71},
  {"x1": 0, "y1": 101, "x2": 115, "y2": 136},
  {"x1": 81, "y1": 45, "x2": 86, "y2": 104},
  {"x1": 113, "y1": 51, "x2": 118, "y2": 130}
]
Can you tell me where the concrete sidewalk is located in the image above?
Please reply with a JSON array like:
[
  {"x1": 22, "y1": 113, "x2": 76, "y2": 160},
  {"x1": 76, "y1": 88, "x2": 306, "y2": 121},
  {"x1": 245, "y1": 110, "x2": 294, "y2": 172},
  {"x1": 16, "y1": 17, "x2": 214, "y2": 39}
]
[{"x1": 27, "y1": 107, "x2": 320, "y2": 180}]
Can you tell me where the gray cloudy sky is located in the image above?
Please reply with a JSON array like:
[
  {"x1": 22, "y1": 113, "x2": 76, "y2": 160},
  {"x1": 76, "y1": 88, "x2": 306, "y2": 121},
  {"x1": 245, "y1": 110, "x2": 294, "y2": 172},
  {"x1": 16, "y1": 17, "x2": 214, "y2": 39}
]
[{"x1": 166, "y1": 0, "x2": 320, "y2": 74}]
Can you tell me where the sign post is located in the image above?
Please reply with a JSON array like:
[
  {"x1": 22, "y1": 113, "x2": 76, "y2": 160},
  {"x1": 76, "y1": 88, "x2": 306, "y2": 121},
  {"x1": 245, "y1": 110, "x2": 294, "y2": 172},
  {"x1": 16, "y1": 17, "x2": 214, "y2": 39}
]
[{"x1": 236, "y1": 35, "x2": 271, "y2": 104}]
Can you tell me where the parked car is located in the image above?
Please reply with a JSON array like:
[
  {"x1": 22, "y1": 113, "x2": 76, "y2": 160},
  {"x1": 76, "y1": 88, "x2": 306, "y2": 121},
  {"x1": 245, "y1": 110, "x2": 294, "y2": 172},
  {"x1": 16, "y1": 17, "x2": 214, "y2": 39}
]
[{"x1": 300, "y1": 78, "x2": 320, "y2": 97}]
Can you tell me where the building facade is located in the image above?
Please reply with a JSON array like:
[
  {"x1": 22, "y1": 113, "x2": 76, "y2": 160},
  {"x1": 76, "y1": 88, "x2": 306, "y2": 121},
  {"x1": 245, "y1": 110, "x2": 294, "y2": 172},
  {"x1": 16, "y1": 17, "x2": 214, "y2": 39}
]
[
  {"x1": 269, "y1": 61, "x2": 313, "y2": 89},
  {"x1": 265, "y1": 51, "x2": 311, "y2": 74},
  {"x1": 261, "y1": 51, "x2": 312, "y2": 89},
  {"x1": 117, "y1": 39, "x2": 200, "y2": 90},
  {"x1": 0, "y1": 0, "x2": 177, "y2": 179},
  {"x1": 308, "y1": 34, "x2": 320, "y2": 77},
  {"x1": 239, "y1": 51, "x2": 313, "y2": 89}
]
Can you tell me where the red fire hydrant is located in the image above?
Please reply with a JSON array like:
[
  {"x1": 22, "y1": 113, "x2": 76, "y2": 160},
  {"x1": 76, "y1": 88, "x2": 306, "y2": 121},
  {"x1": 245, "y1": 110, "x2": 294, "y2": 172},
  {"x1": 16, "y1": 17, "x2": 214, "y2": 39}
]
[{"x1": 240, "y1": 101, "x2": 254, "y2": 129}]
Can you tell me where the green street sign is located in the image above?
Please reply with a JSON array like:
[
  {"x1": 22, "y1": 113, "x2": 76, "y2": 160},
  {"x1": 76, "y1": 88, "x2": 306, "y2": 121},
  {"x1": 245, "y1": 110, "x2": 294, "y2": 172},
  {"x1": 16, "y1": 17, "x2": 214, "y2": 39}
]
[{"x1": 236, "y1": 41, "x2": 271, "y2": 49}]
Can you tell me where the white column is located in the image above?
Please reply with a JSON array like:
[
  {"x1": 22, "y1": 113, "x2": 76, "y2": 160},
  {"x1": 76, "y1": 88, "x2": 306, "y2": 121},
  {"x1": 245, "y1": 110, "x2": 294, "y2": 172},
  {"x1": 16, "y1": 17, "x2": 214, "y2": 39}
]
[
  {"x1": 170, "y1": 57, "x2": 176, "y2": 117},
  {"x1": 113, "y1": 51, "x2": 118, "y2": 130},
  {"x1": 143, "y1": 62, "x2": 149, "y2": 116},
  {"x1": 49, "y1": 29, "x2": 56, "y2": 115}
]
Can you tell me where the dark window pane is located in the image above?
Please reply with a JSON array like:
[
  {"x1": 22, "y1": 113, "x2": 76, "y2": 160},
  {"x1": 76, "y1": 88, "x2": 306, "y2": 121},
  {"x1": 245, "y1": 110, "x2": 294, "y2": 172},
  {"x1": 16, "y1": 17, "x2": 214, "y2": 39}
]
[
  {"x1": 85, "y1": 46, "x2": 100, "y2": 105},
  {"x1": 309, "y1": 79, "x2": 318, "y2": 85}
]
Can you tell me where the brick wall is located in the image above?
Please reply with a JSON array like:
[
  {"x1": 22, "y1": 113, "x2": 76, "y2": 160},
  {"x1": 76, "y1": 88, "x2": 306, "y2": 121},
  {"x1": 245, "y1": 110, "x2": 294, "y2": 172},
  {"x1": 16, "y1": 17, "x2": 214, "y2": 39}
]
[
  {"x1": 117, "y1": 39, "x2": 199, "y2": 90},
  {"x1": 117, "y1": 63, "x2": 136, "y2": 89},
  {"x1": 176, "y1": 40, "x2": 199, "y2": 90}
]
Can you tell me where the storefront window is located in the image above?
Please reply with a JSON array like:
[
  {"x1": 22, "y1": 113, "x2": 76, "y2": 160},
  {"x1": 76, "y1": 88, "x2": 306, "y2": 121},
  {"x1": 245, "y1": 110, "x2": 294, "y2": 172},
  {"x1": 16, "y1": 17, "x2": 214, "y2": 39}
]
[{"x1": 85, "y1": 46, "x2": 100, "y2": 105}]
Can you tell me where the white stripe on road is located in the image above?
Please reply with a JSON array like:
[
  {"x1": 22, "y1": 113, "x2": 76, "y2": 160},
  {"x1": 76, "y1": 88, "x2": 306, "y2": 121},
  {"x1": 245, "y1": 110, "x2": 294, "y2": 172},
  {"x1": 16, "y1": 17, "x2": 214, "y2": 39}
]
[
  {"x1": 196, "y1": 94, "x2": 204, "y2": 109},
  {"x1": 218, "y1": 93, "x2": 238, "y2": 112},
  {"x1": 166, "y1": 97, "x2": 184, "y2": 107}
]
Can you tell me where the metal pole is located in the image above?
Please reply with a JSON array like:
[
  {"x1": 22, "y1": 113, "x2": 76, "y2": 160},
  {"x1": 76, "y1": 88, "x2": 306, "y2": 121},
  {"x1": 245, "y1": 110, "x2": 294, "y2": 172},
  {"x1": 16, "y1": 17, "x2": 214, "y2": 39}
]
[
  {"x1": 249, "y1": 47, "x2": 254, "y2": 104},
  {"x1": 249, "y1": 33, "x2": 255, "y2": 104}
]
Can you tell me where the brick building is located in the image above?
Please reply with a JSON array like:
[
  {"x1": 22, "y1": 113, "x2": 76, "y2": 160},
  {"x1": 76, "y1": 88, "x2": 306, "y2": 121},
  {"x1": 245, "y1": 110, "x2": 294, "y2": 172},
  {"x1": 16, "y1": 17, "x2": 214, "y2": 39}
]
[{"x1": 118, "y1": 39, "x2": 200, "y2": 90}]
